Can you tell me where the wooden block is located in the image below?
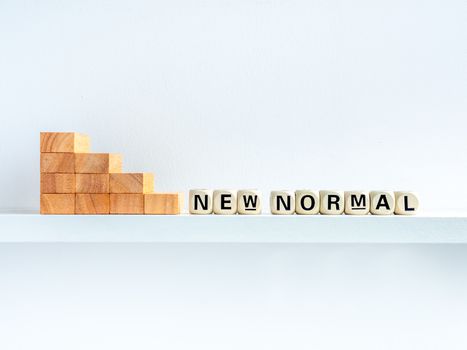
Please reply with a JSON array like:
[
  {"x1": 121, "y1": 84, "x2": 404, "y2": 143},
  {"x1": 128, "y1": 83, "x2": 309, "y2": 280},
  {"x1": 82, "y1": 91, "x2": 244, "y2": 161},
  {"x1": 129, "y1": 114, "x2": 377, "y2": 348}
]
[
  {"x1": 40, "y1": 173, "x2": 75, "y2": 193},
  {"x1": 270, "y1": 190, "x2": 295, "y2": 215},
  {"x1": 40, "y1": 132, "x2": 90, "y2": 153},
  {"x1": 109, "y1": 173, "x2": 154, "y2": 193},
  {"x1": 370, "y1": 191, "x2": 395, "y2": 215},
  {"x1": 40, "y1": 194, "x2": 75, "y2": 214},
  {"x1": 295, "y1": 190, "x2": 320, "y2": 215},
  {"x1": 394, "y1": 191, "x2": 419, "y2": 215},
  {"x1": 76, "y1": 194, "x2": 110, "y2": 214},
  {"x1": 110, "y1": 194, "x2": 144, "y2": 214},
  {"x1": 144, "y1": 193, "x2": 183, "y2": 215},
  {"x1": 75, "y1": 153, "x2": 122, "y2": 174},
  {"x1": 40, "y1": 153, "x2": 75, "y2": 173},
  {"x1": 319, "y1": 190, "x2": 344, "y2": 215},
  {"x1": 213, "y1": 190, "x2": 237, "y2": 215},
  {"x1": 344, "y1": 191, "x2": 370, "y2": 215},
  {"x1": 237, "y1": 189, "x2": 262, "y2": 215},
  {"x1": 75, "y1": 174, "x2": 109, "y2": 193},
  {"x1": 189, "y1": 189, "x2": 213, "y2": 214}
]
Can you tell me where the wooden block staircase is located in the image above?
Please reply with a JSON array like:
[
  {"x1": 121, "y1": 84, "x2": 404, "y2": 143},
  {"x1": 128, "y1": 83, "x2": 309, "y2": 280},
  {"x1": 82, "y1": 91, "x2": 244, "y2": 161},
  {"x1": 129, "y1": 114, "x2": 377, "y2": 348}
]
[{"x1": 40, "y1": 132, "x2": 183, "y2": 215}]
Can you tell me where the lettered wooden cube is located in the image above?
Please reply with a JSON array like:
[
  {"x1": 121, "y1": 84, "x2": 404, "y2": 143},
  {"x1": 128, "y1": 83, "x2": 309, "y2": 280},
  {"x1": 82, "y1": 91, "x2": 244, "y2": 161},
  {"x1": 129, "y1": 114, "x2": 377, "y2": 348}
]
[
  {"x1": 76, "y1": 174, "x2": 109, "y2": 193},
  {"x1": 40, "y1": 132, "x2": 90, "y2": 153},
  {"x1": 40, "y1": 194, "x2": 75, "y2": 214},
  {"x1": 40, "y1": 153, "x2": 75, "y2": 173},
  {"x1": 319, "y1": 190, "x2": 344, "y2": 215},
  {"x1": 189, "y1": 189, "x2": 213, "y2": 214},
  {"x1": 270, "y1": 190, "x2": 295, "y2": 215},
  {"x1": 295, "y1": 190, "x2": 320, "y2": 215},
  {"x1": 237, "y1": 190, "x2": 262, "y2": 215},
  {"x1": 344, "y1": 191, "x2": 370, "y2": 215},
  {"x1": 110, "y1": 194, "x2": 144, "y2": 214},
  {"x1": 75, "y1": 153, "x2": 122, "y2": 174},
  {"x1": 144, "y1": 193, "x2": 183, "y2": 215},
  {"x1": 110, "y1": 173, "x2": 154, "y2": 193},
  {"x1": 76, "y1": 194, "x2": 110, "y2": 214},
  {"x1": 213, "y1": 190, "x2": 237, "y2": 215},
  {"x1": 395, "y1": 191, "x2": 419, "y2": 215},
  {"x1": 370, "y1": 191, "x2": 395, "y2": 215},
  {"x1": 40, "y1": 173, "x2": 75, "y2": 193}
]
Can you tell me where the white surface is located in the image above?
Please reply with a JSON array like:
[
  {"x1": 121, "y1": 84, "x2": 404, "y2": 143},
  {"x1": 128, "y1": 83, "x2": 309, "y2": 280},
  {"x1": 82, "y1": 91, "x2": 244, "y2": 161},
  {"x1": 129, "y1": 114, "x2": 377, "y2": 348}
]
[
  {"x1": 1, "y1": 243, "x2": 467, "y2": 350},
  {"x1": 1, "y1": 0, "x2": 466, "y2": 212},
  {"x1": 1, "y1": 212, "x2": 466, "y2": 243}
]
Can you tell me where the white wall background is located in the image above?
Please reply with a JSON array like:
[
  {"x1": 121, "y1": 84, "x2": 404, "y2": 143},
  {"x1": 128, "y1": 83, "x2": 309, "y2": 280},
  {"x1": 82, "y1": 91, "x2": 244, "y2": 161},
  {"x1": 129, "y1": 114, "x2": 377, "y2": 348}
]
[{"x1": 0, "y1": 0, "x2": 465, "y2": 212}]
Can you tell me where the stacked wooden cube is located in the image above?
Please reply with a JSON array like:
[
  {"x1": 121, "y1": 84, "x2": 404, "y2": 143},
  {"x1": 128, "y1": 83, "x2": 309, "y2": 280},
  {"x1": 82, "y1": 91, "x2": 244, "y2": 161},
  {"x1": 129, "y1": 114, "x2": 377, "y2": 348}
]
[{"x1": 40, "y1": 132, "x2": 183, "y2": 215}]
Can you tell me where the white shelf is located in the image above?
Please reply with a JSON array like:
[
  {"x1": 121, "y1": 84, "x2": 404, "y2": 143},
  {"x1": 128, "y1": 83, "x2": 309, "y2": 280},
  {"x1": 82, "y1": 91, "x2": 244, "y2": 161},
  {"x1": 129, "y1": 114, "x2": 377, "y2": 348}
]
[{"x1": 0, "y1": 211, "x2": 466, "y2": 243}]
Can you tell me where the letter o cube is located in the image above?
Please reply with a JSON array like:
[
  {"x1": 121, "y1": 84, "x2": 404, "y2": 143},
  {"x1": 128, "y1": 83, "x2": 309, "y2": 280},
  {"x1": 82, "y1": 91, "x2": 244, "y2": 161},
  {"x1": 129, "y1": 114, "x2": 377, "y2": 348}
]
[{"x1": 295, "y1": 190, "x2": 320, "y2": 215}]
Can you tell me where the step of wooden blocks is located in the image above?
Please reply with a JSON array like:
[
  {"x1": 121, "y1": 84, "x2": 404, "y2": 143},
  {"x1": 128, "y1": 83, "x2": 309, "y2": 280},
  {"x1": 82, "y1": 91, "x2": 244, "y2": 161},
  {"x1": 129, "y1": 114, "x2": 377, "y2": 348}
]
[
  {"x1": 110, "y1": 194, "x2": 144, "y2": 214},
  {"x1": 75, "y1": 174, "x2": 109, "y2": 193},
  {"x1": 76, "y1": 194, "x2": 110, "y2": 214},
  {"x1": 144, "y1": 193, "x2": 183, "y2": 214},
  {"x1": 40, "y1": 194, "x2": 75, "y2": 214},
  {"x1": 40, "y1": 153, "x2": 75, "y2": 173},
  {"x1": 110, "y1": 173, "x2": 154, "y2": 194},
  {"x1": 40, "y1": 132, "x2": 90, "y2": 153},
  {"x1": 40, "y1": 173, "x2": 75, "y2": 193},
  {"x1": 75, "y1": 153, "x2": 122, "y2": 174}
]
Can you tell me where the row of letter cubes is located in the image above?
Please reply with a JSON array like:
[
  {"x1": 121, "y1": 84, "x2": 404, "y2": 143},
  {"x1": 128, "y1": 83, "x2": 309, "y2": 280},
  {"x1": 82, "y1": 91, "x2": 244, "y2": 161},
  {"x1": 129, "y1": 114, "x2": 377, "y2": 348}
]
[
  {"x1": 40, "y1": 193, "x2": 183, "y2": 214},
  {"x1": 189, "y1": 190, "x2": 419, "y2": 215}
]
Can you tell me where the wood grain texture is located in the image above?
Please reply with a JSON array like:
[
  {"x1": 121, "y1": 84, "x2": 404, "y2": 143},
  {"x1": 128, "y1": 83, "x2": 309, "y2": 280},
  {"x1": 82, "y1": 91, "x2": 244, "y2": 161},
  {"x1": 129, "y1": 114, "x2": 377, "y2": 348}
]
[
  {"x1": 40, "y1": 153, "x2": 75, "y2": 173},
  {"x1": 110, "y1": 194, "x2": 144, "y2": 214},
  {"x1": 40, "y1": 132, "x2": 90, "y2": 153},
  {"x1": 144, "y1": 193, "x2": 183, "y2": 215},
  {"x1": 75, "y1": 153, "x2": 122, "y2": 174},
  {"x1": 75, "y1": 194, "x2": 110, "y2": 214},
  {"x1": 40, "y1": 173, "x2": 75, "y2": 193},
  {"x1": 75, "y1": 174, "x2": 109, "y2": 193},
  {"x1": 109, "y1": 173, "x2": 154, "y2": 193},
  {"x1": 40, "y1": 194, "x2": 75, "y2": 214}
]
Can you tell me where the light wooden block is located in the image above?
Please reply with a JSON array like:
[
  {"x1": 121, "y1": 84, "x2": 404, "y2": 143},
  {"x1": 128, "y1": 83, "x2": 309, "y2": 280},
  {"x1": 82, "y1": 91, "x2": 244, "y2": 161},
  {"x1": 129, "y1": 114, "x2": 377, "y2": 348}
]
[
  {"x1": 370, "y1": 191, "x2": 395, "y2": 215},
  {"x1": 344, "y1": 191, "x2": 370, "y2": 215},
  {"x1": 76, "y1": 194, "x2": 110, "y2": 214},
  {"x1": 75, "y1": 174, "x2": 109, "y2": 193},
  {"x1": 270, "y1": 190, "x2": 295, "y2": 215},
  {"x1": 110, "y1": 194, "x2": 144, "y2": 214},
  {"x1": 319, "y1": 190, "x2": 344, "y2": 215},
  {"x1": 75, "y1": 153, "x2": 122, "y2": 174},
  {"x1": 395, "y1": 191, "x2": 419, "y2": 215},
  {"x1": 40, "y1": 194, "x2": 75, "y2": 214},
  {"x1": 237, "y1": 190, "x2": 262, "y2": 215},
  {"x1": 189, "y1": 189, "x2": 213, "y2": 214},
  {"x1": 144, "y1": 193, "x2": 183, "y2": 215},
  {"x1": 40, "y1": 153, "x2": 74, "y2": 173},
  {"x1": 295, "y1": 190, "x2": 320, "y2": 215},
  {"x1": 40, "y1": 173, "x2": 75, "y2": 193},
  {"x1": 40, "y1": 132, "x2": 90, "y2": 153},
  {"x1": 110, "y1": 173, "x2": 154, "y2": 193},
  {"x1": 213, "y1": 190, "x2": 237, "y2": 215}
]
